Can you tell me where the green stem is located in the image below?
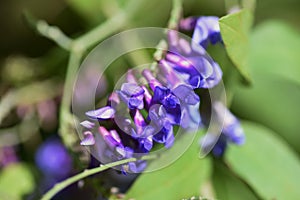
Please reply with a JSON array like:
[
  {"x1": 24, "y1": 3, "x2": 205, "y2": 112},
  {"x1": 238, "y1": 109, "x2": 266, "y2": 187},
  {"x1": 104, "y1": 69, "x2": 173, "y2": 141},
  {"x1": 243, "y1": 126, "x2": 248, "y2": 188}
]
[
  {"x1": 41, "y1": 154, "x2": 157, "y2": 200},
  {"x1": 73, "y1": 12, "x2": 127, "y2": 52},
  {"x1": 150, "y1": 0, "x2": 183, "y2": 70},
  {"x1": 23, "y1": 11, "x2": 73, "y2": 51},
  {"x1": 168, "y1": 0, "x2": 183, "y2": 30},
  {"x1": 59, "y1": 51, "x2": 82, "y2": 149}
]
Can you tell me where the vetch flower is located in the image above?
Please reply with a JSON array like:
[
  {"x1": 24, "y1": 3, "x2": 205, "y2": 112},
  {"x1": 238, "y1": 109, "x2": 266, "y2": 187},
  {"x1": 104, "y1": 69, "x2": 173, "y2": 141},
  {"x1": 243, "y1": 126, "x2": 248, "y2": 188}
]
[
  {"x1": 166, "y1": 30, "x2": 223, "y2": 89},
  {"x1": 192, "y1": 16, "x2": 222, "y2": 48},
  {"x1": 165, "y1": 49, "x2": 222, "y2": 89}
]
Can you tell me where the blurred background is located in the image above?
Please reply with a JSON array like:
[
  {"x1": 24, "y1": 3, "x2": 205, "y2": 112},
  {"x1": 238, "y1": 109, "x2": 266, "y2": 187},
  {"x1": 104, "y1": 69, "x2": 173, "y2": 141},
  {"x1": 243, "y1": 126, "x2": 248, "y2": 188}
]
[{"x1": 0, "y1": 0, "x2": 300, "y2": 199}]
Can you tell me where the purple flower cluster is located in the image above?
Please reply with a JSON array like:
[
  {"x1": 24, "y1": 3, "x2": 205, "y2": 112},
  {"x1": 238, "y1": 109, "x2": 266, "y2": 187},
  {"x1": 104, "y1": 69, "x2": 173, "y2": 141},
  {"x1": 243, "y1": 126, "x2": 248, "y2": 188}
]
[{"x1": 80, "y1": 15, "x2": 245, "y2": 172}]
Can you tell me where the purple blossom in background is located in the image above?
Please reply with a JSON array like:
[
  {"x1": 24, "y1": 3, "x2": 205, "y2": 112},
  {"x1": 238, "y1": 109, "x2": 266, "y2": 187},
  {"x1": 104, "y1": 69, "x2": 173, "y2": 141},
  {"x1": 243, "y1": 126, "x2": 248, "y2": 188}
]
[
  {"x1": 35, "y1": 138, "x2": 72, "y2": 178},
  {"x1": 0, "y1": 146, "x2": 18, "y2": 167},
  {"x1": 200, "y1": 102, "x2": 245, "y2": 157},
  {"x1": 214, "y1": 102, "x2": 245, "y2": 146}
]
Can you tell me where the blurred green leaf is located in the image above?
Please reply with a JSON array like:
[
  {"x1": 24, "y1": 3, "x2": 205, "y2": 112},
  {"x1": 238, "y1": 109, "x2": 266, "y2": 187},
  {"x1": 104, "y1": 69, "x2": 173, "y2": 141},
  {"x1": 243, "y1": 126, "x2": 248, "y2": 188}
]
[
  {"x1": 232, "y1": 76, "x2": 300, "y2": 153},
  {"x1": 232, "y1": 20, "x2": 300, "y2": 153},
  {"x1": 212, "y1": 161, "x2": 257, "y2": 200},
  {"x1": 219, "y1": 9, "x2": 253, "y2": 84},
  {"x1": 242, "y1": 0, "x2": 256, "y2": 12},
  {"x1": 126, "y1": 132, "x2": 212, "y2": 200},
  {"x1": 248, "y1": 20, "x2": 300, "y2": 86},
  {"x1": 0, "y1": 163, "x2": 35, "y2": 200},
  {"x1": 226, "y1": 121, "x2": 300, "y2": 199},
  {"x1": 67, "y1": 0, "x2": 103, "y2": 25}
]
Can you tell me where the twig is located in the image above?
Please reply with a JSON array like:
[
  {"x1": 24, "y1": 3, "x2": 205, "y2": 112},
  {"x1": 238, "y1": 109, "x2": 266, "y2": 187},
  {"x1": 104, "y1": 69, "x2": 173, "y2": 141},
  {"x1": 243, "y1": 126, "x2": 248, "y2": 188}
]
[
  {"x1": 23, "y1": 11, "x2": 73, "y2": 51},
  {"x1": 41, "y1": 154, "x2": 157, "y2": 200}
]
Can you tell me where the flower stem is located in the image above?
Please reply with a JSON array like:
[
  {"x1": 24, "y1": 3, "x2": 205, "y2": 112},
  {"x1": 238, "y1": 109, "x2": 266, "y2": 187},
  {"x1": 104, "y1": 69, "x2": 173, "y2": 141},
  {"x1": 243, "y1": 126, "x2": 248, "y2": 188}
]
[
  {"x1": 168, "y1": 0, "x2": 183, "y2": 30},
  {"x1": 59, "y1": 50, "x2": 82, "y2": 149},
  {"x1": 41, "y1": 154, "x2": 157, "y2": 200},
  {"x1": 150, "y1": 0, "x2": 183, "y2": 70}
]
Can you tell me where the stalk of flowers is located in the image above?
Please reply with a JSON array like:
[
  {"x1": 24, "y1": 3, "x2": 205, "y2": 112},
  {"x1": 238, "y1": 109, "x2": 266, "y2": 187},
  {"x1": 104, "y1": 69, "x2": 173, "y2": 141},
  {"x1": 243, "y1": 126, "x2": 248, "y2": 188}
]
[{"x1": 79, "y1": 16, "x2": 245, "y2": 173}]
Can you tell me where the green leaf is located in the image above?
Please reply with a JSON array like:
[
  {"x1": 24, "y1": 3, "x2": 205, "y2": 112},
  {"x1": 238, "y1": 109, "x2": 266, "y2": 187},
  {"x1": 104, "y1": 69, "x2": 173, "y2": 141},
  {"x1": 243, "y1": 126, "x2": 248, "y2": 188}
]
[
  {"x1": 225, "y1": 121, "x2": 300, "y2": 199},
  {"x1": 219, "y1": 9, "x2": 254, "y2": 84},
  {"x1": 126, "y1": 132, "x2": 212, "y2": 200},
  {"x1": 248, "y1": 20, "x2": 300, "y2": 86},
  {"x1": 66, "y1": 0, "x2": 104, "y2": 25},
  {"x1": 212, "y1": 161, "x2": 257, "y2": 200},
  {"x1": 0, "y1": 163, "x2": 35, "y2": 200},
  {"x1": 231, "y1": 21, "x2": 300, "y2": 154},
  {"x1": 241, "y1": 0, "x2": 256, "y2": 13}
]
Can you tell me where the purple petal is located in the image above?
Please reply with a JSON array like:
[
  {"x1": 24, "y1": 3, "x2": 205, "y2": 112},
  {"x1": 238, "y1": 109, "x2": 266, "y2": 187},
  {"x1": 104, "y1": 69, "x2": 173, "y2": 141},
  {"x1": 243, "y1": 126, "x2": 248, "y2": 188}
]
[
  {"x1": 134, "y1": 110, "x2": 146, "y2": 135},
  {"x1": 148, "y1": 105, "x2": 167, "y2": 126},
  {"x1": 142, "y1": 69, "x2": 162, "y2": 91},
  {"x1": 212, "y1": 136, "x2": 227, "y2": 157},
  {"x1": 142, "y1": 86, "x2": 152, "y2": 107},
  {"x1": 192, "y1": 16, "x2": 221, "y2": 48},
  {"x1": 86, "y1": 106, "x2": 115, "y2": 119},
  {"x1": 153, "y1": 125, "x2": 173, "y2": 144},
  {"x1": 159, "y1": 60, "x2": 182, "y2": 87},
  {"x1": 179, "y1": 17, "x2": 197, "y2": 31},
  {"x1": 166, "y1": 53, "x2": 191, "y2": 68},
  {"x1": 139, "y1": 136, "x2": 153, "y2": 152},
  {"x1": 200, "y1": 61, "x2": 222, "y2": 88},
  {"x1": 172, "y1": 84, "x2": 200, "y2": 105},
  {"x1": 80, "y1": 131, "x2": 95, "y2": 146},
  {"x1": 141, "y1": 125, "x2": 157, "y2": 137},
  {"x1": 128, "y1": 161, "x2": 147, "y2": 173},
  {"x1": 189, "y1": 56, "x2": 214, "y2": 78},
  {"x1": 99, "y1": 126, "x2": 122, "y2": 148},
  {"x1": 128, "y1": 96, "x2": 144, "y2": 110},
  {"x1": 116, "y1": 146, "x2": 134, "y2": 158},
  {"x1": 121, "y1": 83, "x2": 144, "y2": 97},
  {"x1": 180, "y1": 103, "x2": 201, "y2": 129},
  {"x1": 118, "y1": 91, "x2": 144, "y2": 110},
  {"x1": 126, "y1": 70, "x2": 138, "y2": 83},
  {"x1": 189, "y1": 75, "x2": 201, "y2": 88},
  {"x1": 80, "y1": 120, "x2": 95, "y2": 129},
  {"x1": 165, "y1": 132, "x2": 175, "y2": 148}
]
